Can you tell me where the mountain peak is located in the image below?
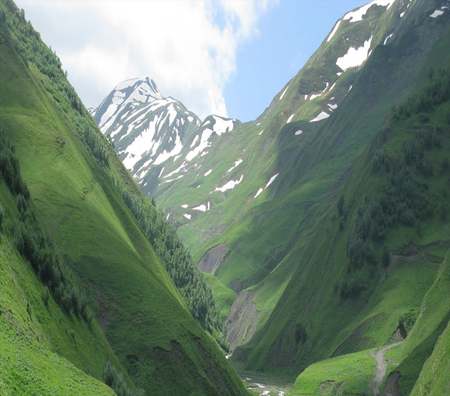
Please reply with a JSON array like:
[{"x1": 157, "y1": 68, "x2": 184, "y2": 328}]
[
  {"x1": 92, "y1": 75, "x2": 163, "y2": 129},
  {"x1": 115, "y1": 75, "x2": 162, "y2": 100}
]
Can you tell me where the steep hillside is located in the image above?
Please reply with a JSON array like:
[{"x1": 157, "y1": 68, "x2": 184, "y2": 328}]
[
  {"x1": 256, "y1": 46, "x2": 450, "y2": 394},
  {"x1": 0, "y1": 1, "x2": 248, "y2": 394}
]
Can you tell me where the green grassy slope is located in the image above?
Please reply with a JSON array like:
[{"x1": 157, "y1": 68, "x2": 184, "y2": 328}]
[
  {"x1": 251, "y1": 52, "x2": 450, "y2": 393},
  {"x1": 383, "y1": 250, "x2": 450, "y2": 395},
  {"x1": 411, "y1": 319, "x2": 450, "y2": 395},
  {"x1": 0, "y1": 1, "x2": 247, "y2": 394},
  {"x1": 0, "y1": 184, "x2": 117, "y2": 396},
  {"x1": 290, "y1": 348, "x2": 376, "y2": 395}
]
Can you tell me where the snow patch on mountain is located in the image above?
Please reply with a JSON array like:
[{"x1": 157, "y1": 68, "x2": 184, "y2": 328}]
[
  {"x1": 164, "y1": 162, "x2": 187, "y2": 179},
  {"x1": 190, "y1": 135, "x2": 199, "y2": 148},
  {"x1": 164, "y1": 174, "x2": 184, "y2": 183},
  {"x1": 384, "y1": 33, "x2": 393, "y2": 45},
  {"x1": 213, "y1": 175, "x2": 243, "y2": 193},
  {"x1": 266, "y1": 173, "x2": 279, "y2": 189},
  {"x1": 343, "y1": 0, "x2": 395, "y2": 23},
  {"x1": 212, "y1": 115, "x2": 235, "y2": 135},
  {"x1": 204, "y1": 169, "x2": 212, "y2": 177},
  {"x1": 186, "y1": 129, "x2": 213, "y2": 161},
  {"x1": 186, "y1": 116, "x2": 236, "y2": 162},
  {"x1": 295, "y1": 130, "x2": 303, "y2": 136},
  {"x1": 287, "y1": 114, "x2": 295, "y2": 123},
  {"x1": 193, "y1": 204, "x2": 207, "y2": 212},
  {"x1": 154, "y1": 132, "x2": 183, "y2": 165},
  {"x1": 336, "y1": 36, "x2": 373, "y2": 71},
  {"x1": 254, "y1": 188, "x2": 264, "y2": 199},
  {"x1": 430, "y1": 9, "x2": 444, "y2": 18},
  {"x1": 280, "y1": 85, "x2": 289, "y2": 100},
  {"x1": 327, "y1": 20, "x2": 341, "y2": 42},
  {"x1": 254, "y1": 173, "x2": 279, "y2": 199},
  {"x1": 228, "y1": 159, "x2": 243, "y2": 173},
  {"x1": 310, "y1": 111, "x2": 330, "y2": 123}
]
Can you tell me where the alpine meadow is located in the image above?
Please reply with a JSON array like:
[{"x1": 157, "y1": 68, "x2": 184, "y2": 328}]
[{"x1": 1, "y1": 0, "x2": 450, "y2": 395}]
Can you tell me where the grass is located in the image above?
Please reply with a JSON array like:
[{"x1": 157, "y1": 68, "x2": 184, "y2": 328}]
[
  {"x1": 384, "y1": 250, "x2": 450, "y2": 395},
  {"x1": 203, "y1": 272, "x2": 237, "y2": 320},
  {"x1": 290, "y1": 349, "x2": 376, "y2": 395},
  {"x1": 0, "y1": 184, "x2": 117, "y2": 395},
  {"x1": 410, "y1": 318, "x2": 450, "y2": 395}
]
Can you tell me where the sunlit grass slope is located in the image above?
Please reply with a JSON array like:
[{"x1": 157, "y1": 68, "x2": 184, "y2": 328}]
[{"x1": 0, "y1": 184, "x2": 117, "y2": 395}]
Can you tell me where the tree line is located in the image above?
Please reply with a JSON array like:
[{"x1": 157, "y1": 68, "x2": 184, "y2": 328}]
[
  {"x1": 116, "y1": 183, "x2": 227, "y2": 349},
  {"x1": 0, "y1": 130, "x2": 92, "y2": 321}
]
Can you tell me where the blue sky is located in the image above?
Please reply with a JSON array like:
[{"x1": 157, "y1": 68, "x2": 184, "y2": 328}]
[
  {"x1": 17, "y1": 0, "x2": 370, "y2": 122},
  {"x1": 225, "y1": 1, "x2": 371, "y2": 121}
]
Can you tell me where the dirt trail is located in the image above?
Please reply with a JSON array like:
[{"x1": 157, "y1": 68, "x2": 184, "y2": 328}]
[{"x1": 372, "y1": 342, "x2": 401, "y2": 396}]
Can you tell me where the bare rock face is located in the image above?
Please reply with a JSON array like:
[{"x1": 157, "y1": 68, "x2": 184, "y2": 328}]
[
  {"x1": 383, "y1": 371, "x2": 400, "y2": 396},
  {"x1": 226, "y1": 288, "x2": 260, "y2": 351},
  {"x1": 197, "y1": 243, "x2": 229, "y2": 275}
]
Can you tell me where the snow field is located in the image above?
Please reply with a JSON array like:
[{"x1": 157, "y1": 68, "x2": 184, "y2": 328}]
[
  {"x1": 213, "y1": 175, "x2": 243, "y2": 193},
  {"x1": 310, "y1": 111, "x2": 330, "y2": 123},
  {"x1": 344, "y1": 0, "x2": 395, "y2": 23},
  {"x1": 327, "y1": 20, "x2": 342, "y2": 42},
  {"x1": 228, "y1": 159, "x2": 243, "y2": 172},
  {"x1": 279, "y1": 85, "x2": 289, "y2": 100},
  {"x1": 336, "y1": 36, "x2": 373, "y2": 71}
]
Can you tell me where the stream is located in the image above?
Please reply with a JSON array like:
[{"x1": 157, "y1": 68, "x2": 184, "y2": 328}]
[{"x1": 243, "y1": 376, "x2": 290, "y2": 396}]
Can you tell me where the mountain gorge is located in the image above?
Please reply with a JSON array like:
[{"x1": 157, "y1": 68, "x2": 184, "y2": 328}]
[
  {"x1": 1, "y1": 0, "x2": 450, "y2": 394},
  {"x1": 95, "y1": 0, "x2": 450, "y2": 394}
]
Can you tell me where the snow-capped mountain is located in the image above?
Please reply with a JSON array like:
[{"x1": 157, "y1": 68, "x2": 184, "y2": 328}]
[{"x1": 93, "y1": 76, "x2": 240, "y2": 194}]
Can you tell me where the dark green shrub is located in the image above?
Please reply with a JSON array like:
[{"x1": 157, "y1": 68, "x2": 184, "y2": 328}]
[
  {"x1": 337, "y1": 195, "x2": 345, "y2": 217},
  {"x1": 340, "y1": 280, "x2": 365, "y2": 300},
  {"x1": 441, "y1": 205, "x2": 448, "y2": 222},
  {"x1": 43, "y1": 286, "x2": 50, "y2": 307},
  {"x1": 382, "y1": 245, "x2": 390, "y2": 268},
  {"x1": 103, "y1": 360, "x2": 146, "y2": 396},
  {"x1": 294, "y1": 323, "x2": 307, "y2": 344},
  {"x1": 418, "y1": 113, "x2": 429, "y2": 123},
  {"x1": 441, "y1": 157, "x2": 449, "y2": 173},
  {"x1": 0, "y1": 204, "x2": 4, "y2": 229}
]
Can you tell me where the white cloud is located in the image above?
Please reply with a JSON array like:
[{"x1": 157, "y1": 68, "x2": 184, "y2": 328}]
[{"x1": 16, "y1": 0, "x2": 275, "y2": 119}]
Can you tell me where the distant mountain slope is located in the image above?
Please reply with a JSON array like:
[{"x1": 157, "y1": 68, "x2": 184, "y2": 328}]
[{"x1": 0, "y1": 1, "x2": 248, "y2": 394}]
